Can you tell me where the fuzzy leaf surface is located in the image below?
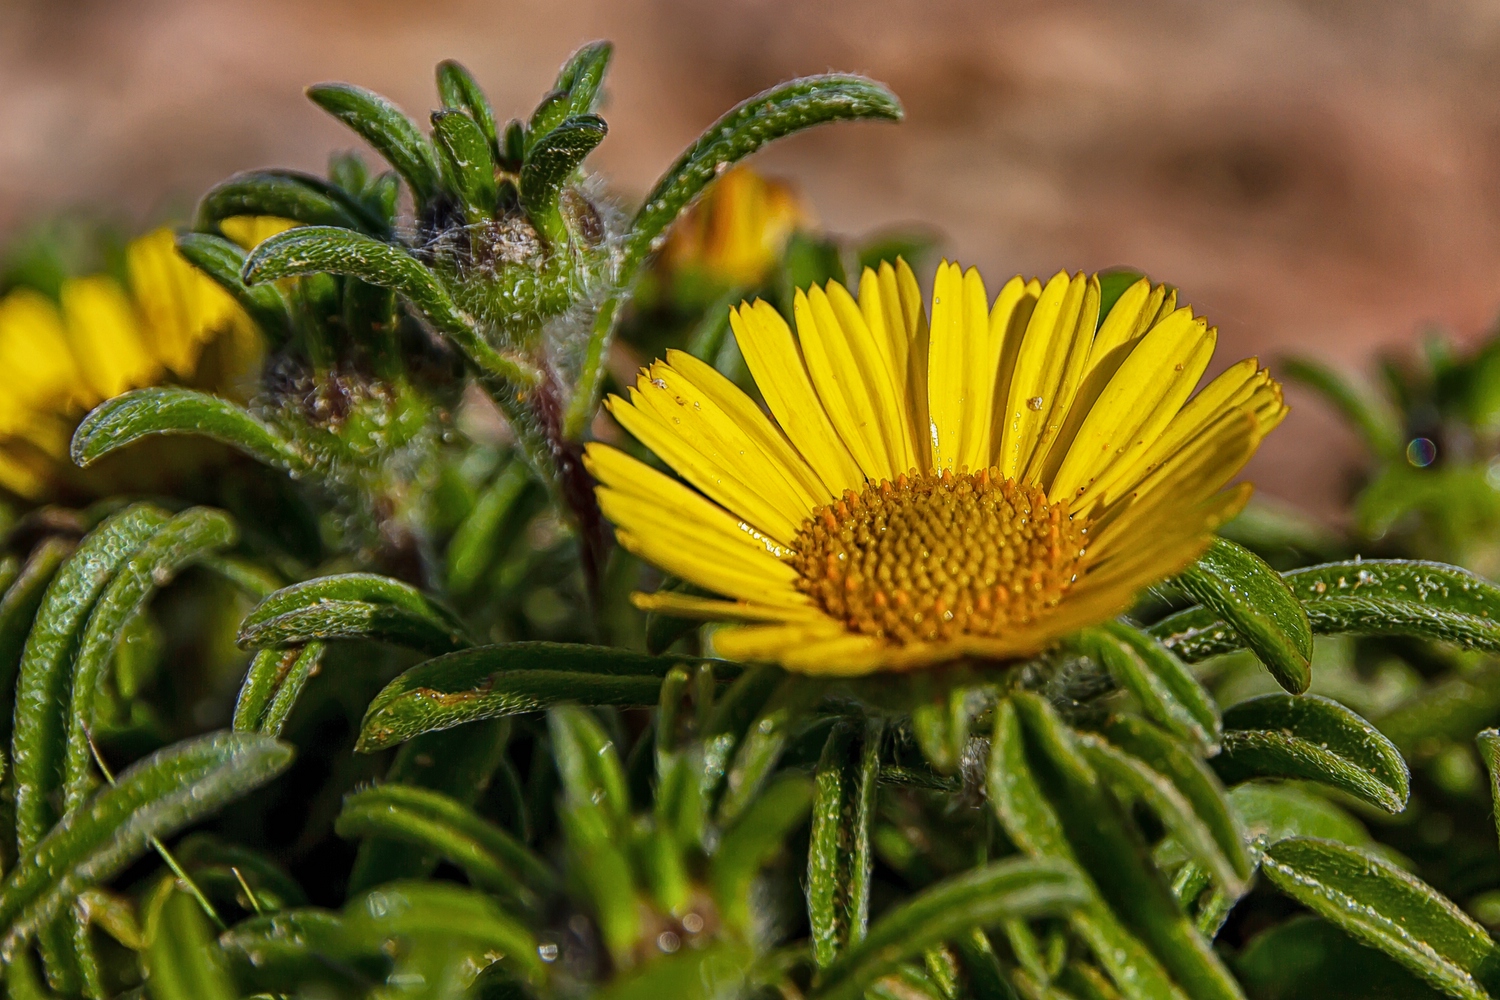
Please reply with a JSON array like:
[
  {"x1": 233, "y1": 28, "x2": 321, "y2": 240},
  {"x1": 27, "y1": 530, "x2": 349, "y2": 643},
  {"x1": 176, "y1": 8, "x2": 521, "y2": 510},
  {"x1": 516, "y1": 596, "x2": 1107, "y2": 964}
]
[
  {"x1": 237, "y1": 573, "x2": 472, "y2": 654},
  {"x1": 194, "y1": 168, "x2": 387, "y2": 236},
  {"x1": 305, "y1": 83, "x2": 440, "y2": 205},
  {"x1": 359, "y1": 643, "x2": 709, "y2": 750},
  {"x1": 1215, "y1": 694, "x2": 1410, "y2": 813},
  {"x1": 1261, "y1": 837, "x2": 1500, "y2": 1000},
  {"x1": 72, "y1": 388, "x2": 306, "y2": 472}
]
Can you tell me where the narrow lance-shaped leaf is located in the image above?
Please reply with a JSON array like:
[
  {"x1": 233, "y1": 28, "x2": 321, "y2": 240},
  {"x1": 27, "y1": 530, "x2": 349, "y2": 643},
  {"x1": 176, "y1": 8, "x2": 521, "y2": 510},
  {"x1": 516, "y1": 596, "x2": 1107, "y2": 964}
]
[
  {"x1": 987, "y1": 700, "x2": 1186, "y2": 1000},
  {"x1": 1076, "y1": 621, "x2": 1220, "y2": 751},
  {"x1": 1152, "y1": 559, "x2": 1500, "y2": 661},
  {"x1": 194, "y1": 168, "x2": 387, "y2": 237},
  {"x1": 359, "y1": 643, "x2": 709, "y2": 751},
  {"x1": 432, "y1": 109, "x2": 498, "y2": 223},
  {"x1": 809, "y1": 858, "x2": 1089, "y2": 1000},
  {"x1": 232, "y1": 643, "x2": 326, "y2": 737},
  {"x1": 549, "y1": 705, "x2": 632, "y2": 826},
  {"x1": 1261, "y1": 837, "x2": 1500, "y2": 1000},
  {"x1": 1078, "y1": 732, "x2": 1246, "y2": 899},
  {"x1": 1479, "y1": 729, "x2": 1500, "y2": 852},
  {"x1": 342, "y1": 880, "x2": 543, "y2": 986},
  {"x1": 1214, "y1": 694, "x2": 1410, "y2": 814},
  {"x1": 219, "y1": 909, "x2": 388, "y2": 993},
  {"x1": 565, "y1": 73, "x2": 903, "y2": 438},
  {"x1": 334, "y1": 784, "x2": 557, "y2": 909},
  {"x1": 347, "y1": 721, "x2": 511, "y2": 893},
  {"x1": 710, "y1": 773, "x2": 814, "y2": 933},
  {"x1": 237, "y1": 572, "x2": 472, "y2": 654},
  {"x1": 809, "y1": 718, "x2": 882, "y2": 968},
  {"x1": 12, "y1": 505, "x2": 172, "y2": 855},
  {"x1": 241, "y1": 225, "x2": 541, "y2": 386},
  {"x1": 305, "y1": 83, "x2": 441, "y2": 206},
  {"x1": 63, "y1": 508, "x2": 237, "y2": 812},
  {"x1": 174, "y1": 233, "x2": 292, "y2": 342},
  {"x1": 520, "y1": 114, "x2": 607, "y2": 245},
  {"x1": 446, "y1": 461, "x2": 538, "y2": 598},
  {"x1": 435, "y1": 60, "x2": 499, "y2": 154},
  {"x1": 556, "y1": 40, "x2": 613, "y2": 116},
  {"x1": 0, "y1": 731, "x2": 293, "y2": 957},
  {"x1": 142, "y1": 880, "x2": 237, "y2": 1000},
  {"x1": 72, "y1": 388, "x2": 307, "y2": 473},
  {"x1": 714, "y1": 675, "x2": 824, "y2": 826},
  {"x1": 1102, "y1": 715, "x2": 1250, "y2": 887},
  {"x1": 1175, "y1": 538, "x2": 1312, "y2": 693},
  {"x1": 1008, "y1": 693, "x2": 1244, "y2": 1000},
  {"x1": 0, "y1": 538, "x2": 72, "y2": 752}
]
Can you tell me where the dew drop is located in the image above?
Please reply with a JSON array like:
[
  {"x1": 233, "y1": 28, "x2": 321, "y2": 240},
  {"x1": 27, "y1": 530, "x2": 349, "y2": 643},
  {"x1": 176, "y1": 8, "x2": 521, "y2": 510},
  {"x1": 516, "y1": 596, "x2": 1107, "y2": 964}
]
[{"x1": 1027, "y1": 396, "x2": 1045, "y2": 411}]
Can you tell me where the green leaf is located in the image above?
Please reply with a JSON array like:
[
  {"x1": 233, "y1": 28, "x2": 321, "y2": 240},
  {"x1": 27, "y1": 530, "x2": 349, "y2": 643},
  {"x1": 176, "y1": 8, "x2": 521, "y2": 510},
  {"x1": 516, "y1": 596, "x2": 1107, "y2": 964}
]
[
  {"x1": 987, "y1": 700, "x2": 1189, "y2": 1000},
  {"x1": 809, "y1": 719, "x2": 882, "y2": 967},
  {"x1": 1152, "y1": 560, "x2": 1500, "y2": 661},
  {"x1": 1227, "y1": 783, "x2": 1373, "y2": 850},
  {"x1": 566, "y1": 73, "x2": 902, "y2": 439},
  {"x1": 446, "y1": 461, "x2": 538, "y2": 598},
  {"x1": 0, "y1": 731, "x2": 293, "y2": 957},
  {"x1": 359, "y1": 643, "x2": 703, "y2": 750},
  {"x1": 305, "y1": 83, "x2": 440, "y2": 206},
  {"x1": 219, "y1": 909, "x2": 388, "y2": 993},
  {"x1": 1215, "y1": 694, "x2": 1410, "y2": 813},
  {"x1": 174, "y1": 233, "x2": 292, "y2": 342},
  {"x1": 810, "y1": 858, "x2": 1088, "y2": 1000},
  {"x1": 241, "y1": 225, "x2": 540, "y2": 386},
  {"x1": 1006, "y1": 694, "x2": 1243, "y2": 1000},
  {"x1": 346, "y1": 721, "x2": 511, "y2": 893},
  {"x1": 12, "y1": 504, "x2": 172, "y2": 855},
  {"x1": 71, "y1": 387, "x2": 307, "y2": 473},
  {"x1": 714, "y1": 675, "x2": 823, "y2": 826},
  {"x1": 436, "y1": 60, "x2": 499, "y2": 154},
  {"x1": 194, "y1": 168, "x2": 387, "y2": 236},
  {"x1": 334, "y1": 784, "x2": 557, "y2": 908},
  {"x1": 1076, "y1": 622, "x2": 1220, "y2": 751},
  {"x1": 62, "y1": 507, "x2": 238, "y2": 812},
  {"x1": 520, "y1": 114, "x2": 607, "y2": 245},
  {"x1": 555, "y1": 40, "x2": 613, "y2": 116},
  {"x1": 343, "y1": 880, "x2": 543, "y2": 985},
  {"x1": 1234, "y1": 915, "x2": 1448, "y2": 1000},
  {"x1": 1261, "y1": 837, "x2": 1500, "y2": 1000},
  {"x1": 549, "y1": 705, "x2": 632, "y2": 825},
  {"x1": 1091, "y1": 718, "x2": 1251, "y2": 893},
  {"x1": 1380, "y1": 664, "x2": 1500, "y2": 754},
  {"x1": 1477, "y1": 728, "x2": 1500, "y2": 852},
  {"x1": 596, "y1": 943, "x2": 756, "y2": 1000},
  {"x1": 710, "y1": 772, "x2": 814, "y2": 933},
  {"x1": 143, "y1": 880, "x2": 236, "y2": 1000},
  {"x1": 0, "y1": 538, "x2": 71, "y2": 753},
  {"x1": 432, "y1": 109, "x2": 498, "y2": 223},
  {"x1": 237, "y1": 573, "x2": 472, "y2": 654},
  {"x1": 1176, "y1": 538, "x2": 1312, "y2": 693},
  {"x1": 231, "y1": 643, "x2": 326, "y2": 736},
  {"x1": 1282, "y1": 356, "x2": 1404, "y2": 460}
]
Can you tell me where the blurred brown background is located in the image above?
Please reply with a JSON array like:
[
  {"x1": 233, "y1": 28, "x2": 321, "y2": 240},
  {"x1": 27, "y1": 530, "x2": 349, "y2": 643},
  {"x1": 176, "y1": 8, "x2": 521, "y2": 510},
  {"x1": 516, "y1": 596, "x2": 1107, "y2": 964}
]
[{"x1": 5, "y1": 0, "x2": 1500, "y2": 519}]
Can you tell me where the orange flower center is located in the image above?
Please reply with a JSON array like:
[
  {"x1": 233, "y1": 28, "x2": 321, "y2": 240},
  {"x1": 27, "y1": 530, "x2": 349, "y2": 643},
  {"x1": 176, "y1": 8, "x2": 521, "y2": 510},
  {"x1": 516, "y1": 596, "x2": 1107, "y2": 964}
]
[{"x1": 790, "y1": 469, "x2": 1090, "y2": 644}]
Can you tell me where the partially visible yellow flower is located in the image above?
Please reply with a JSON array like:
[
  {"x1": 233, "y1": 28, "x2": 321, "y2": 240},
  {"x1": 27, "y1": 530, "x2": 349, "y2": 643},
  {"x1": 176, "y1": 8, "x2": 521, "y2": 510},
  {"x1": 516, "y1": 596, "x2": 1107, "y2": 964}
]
[
  {"x1": 0, "y1": 227, "x2": 264, "y2": 498},
  {"x1": 658, "y1": 167, "x2": 811, "y2": 288},
  {"x1": 589, "y1": 261, "x2": 1286, "y2": 675}
]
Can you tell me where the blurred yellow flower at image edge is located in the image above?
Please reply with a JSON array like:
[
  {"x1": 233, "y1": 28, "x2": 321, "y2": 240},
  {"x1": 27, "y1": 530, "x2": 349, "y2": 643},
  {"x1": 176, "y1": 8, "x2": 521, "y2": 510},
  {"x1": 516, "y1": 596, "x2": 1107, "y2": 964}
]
[
  {"x1": 658, "y1": 166, "x2": 811, "y2": 287},
  {"x1": 0, "y1": 217, "x2": 291, "y2": 498},
  {"x1": 590, "y1": 261, "x2": 1286, "y2": 674}
]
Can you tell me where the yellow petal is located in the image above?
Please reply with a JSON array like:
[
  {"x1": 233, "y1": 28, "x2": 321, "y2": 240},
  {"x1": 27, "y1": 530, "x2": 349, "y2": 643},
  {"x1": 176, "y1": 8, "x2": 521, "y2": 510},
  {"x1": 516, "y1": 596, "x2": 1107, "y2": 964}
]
[
  {"x1": 894, "y1": 259, "x2": 932, "y2": 471},
  {"x1": 61, "y1": 276, "x2": 158, "y2": 401},
  {"x1": 826, "y1": 279, "x2": 915, "y2": 473},
  {"x1": 926, "y1": 262, "x2": 992, "y2": 471},
  {"x1": 795, "y1": 287, "x2": 889, "y2": 480},
  {"x1": 631, "y1": 591, "x2": 821, "y2": 623},
  {"x1": 607, "y1": 388, "x2": 801, "y2": 545},
  {"x1": 730, "y1": 300, "x2": 864, "y2": 495},
  {"x1": 1050, "y1": 308, "x2": 1215, "y2": 504},
  {"x1": 0, "y1": 290, "x2": 88, "y2": 422},
  {"x1": 996, "y1": 271, "x2": 1097, "y2": 480}
]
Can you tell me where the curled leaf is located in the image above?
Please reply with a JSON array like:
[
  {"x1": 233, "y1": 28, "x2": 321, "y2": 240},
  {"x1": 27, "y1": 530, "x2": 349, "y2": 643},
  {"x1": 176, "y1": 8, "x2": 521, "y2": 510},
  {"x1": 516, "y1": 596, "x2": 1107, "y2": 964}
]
[{"x1": 237, "y1": 573, "x2": 471, "y2": 654}]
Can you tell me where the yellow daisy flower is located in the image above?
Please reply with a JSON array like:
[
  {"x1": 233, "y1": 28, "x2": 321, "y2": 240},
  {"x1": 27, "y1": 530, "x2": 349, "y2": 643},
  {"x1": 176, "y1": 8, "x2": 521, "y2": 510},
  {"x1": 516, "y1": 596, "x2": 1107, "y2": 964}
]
[
  {"x1": 657, "y1": 167, "x2": 812, "y2": 288},
  {"x1": 588, "y1": 260, "x2": 1286, "y2": 675},
  {"x1": 0, "y1": 226, "x2": 268, "y2": 499}
]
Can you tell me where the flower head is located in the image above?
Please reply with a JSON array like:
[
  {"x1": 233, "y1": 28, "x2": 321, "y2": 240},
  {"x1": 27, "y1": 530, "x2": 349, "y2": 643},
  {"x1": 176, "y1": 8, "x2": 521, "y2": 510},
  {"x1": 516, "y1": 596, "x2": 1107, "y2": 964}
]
[
  {"x1": 589, "y1": 261, "x2": 1285, "y2": 674},
  {"x1": 657, "y1": 167, "x2": 811, "y2": 288},
  {"x1": 0, "y1": 227, "x2": 263, "y2": 498}
]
